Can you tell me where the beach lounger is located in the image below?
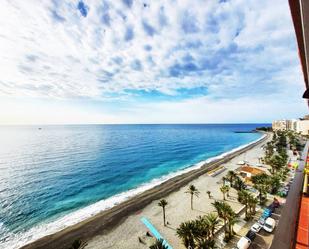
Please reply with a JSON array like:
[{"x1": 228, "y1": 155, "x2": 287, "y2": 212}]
[{"x1": 140, "y1": 217, "x2": 173, "y2": 249}]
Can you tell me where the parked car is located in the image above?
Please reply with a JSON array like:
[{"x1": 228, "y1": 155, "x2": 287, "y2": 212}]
[
  {"x1": 250, "y1": 222, "x2": 262, "y2": 233},
  {"x1": 245, "y1": 230, "x2": 256, "y2": 241},
  {"x1": 236, "y1": 236, "x2": 251, "y2": 249},
  {"x1": 267, "y1": 204, "x2": 276, "y2": 213},
  {"x1": 258, "y1": 217, "x2": 266, "y2": 226},
  {"x1": 263, "y1": 217, "x2": 276, "y2": 232},
  {"x1": 262, "y1": 208, "x2": 272, "y2": 218},
  {"x1": 278, "y1": 189, "x2": 288, "y2": 197},
  {"x1": 273, "y1": 198, "x2": 280, "y2": 208}
]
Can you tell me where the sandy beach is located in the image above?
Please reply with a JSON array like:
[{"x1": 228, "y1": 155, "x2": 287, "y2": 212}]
[{"x1": 21, "y1": 133, "x2": 270, "y2": 249}]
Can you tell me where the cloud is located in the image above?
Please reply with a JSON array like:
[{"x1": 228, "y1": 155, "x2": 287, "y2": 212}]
[{"x1": 0, "y1": 0, "x2": 306, "y2": 123}]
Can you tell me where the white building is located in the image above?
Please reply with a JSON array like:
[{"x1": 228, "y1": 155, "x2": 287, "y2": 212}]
[
  {"x1": 272, "y1": 120, "x2": 287, "y2": 131},
  {"x1": 295, "y1": 120, "x2": 309, "y2": 135},
  {"x1": 272, "y1": 118, "x2": 309, "y2": 135}
]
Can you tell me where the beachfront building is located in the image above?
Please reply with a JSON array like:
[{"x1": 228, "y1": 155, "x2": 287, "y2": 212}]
[
  {"x1": 238, "y1": 166, "x2": 267, "y2": 184},
  {"x1": 272, "y1": 118, "x2": 309, "y2": 135},
  {"x1": 286, "y1": 119, "x2": 298, "y2": 131},
  {"x1": 295, "y1": 120, "x2": 309, "y2": 135},
  {"x1": 272, "y1": 120, "x2": 287, "y2": 131}
]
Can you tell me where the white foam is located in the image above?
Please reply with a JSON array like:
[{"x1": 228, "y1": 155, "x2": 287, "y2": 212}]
[{"x1": 1, "y1": 134, "x2": 266, "y2": 249}]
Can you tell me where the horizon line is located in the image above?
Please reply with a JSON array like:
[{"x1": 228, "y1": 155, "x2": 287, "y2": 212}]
[{"x1": 0, "y1": 122, "x2": 272, "y2": 126}]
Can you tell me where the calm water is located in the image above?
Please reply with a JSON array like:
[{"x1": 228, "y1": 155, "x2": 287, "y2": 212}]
[{"x1": 0, "y1": 124, "x2": 267, "y2": 248}]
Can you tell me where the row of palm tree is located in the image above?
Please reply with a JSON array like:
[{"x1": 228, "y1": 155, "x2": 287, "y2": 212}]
[
  {"x1": 212, "y1": 201, "x2": 238, "y2": 241},
  {"x1": 176, "y1": 213, "x2": 221, "y2": 249},
  {"x1": 237, "y1": 189, "x2": 258, "y2": 220}
]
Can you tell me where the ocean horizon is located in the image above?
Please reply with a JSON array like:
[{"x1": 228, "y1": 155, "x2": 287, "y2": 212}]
[{"x1": 0, "y1": 124, "x2": 269, "y2": 248}]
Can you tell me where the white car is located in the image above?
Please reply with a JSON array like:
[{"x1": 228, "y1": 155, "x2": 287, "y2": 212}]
[
  {"x1": 263, "y1": 217, "x2": 276, "y2": 232},
  {"x1": 255, "y1": 163, "x2": 264, "y2": 167},
  {"x1": 250, "y1": 223, "x2": 262, "y2": 233},
  {"x1": 236, "y1": 237, "x2": 251, "y2": 249}
]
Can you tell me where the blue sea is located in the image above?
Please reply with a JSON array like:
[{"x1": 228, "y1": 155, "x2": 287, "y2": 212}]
[{"x1": 0, "y1": 124, "x2": 268, "y2": 248}]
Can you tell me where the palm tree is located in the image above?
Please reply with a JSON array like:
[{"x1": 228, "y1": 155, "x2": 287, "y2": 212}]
[
  {"x1": 226, "y1": 211, "x2": 239, "y2": 237},
  {"x1": 207, "y1": 190, "x2": 212, "y2": 199},
  {"x1": 233, "y1": 176, "x2": 245, "y2": 191},
  {"x1": 248, "y1": 195, "x2": 258, "y2": 215},
  {"x1": 237, "y1": 190, "x2": 251, "y2": 219},
  {"x1": 176, "y1": 221, "x2": 196, "y2": 248},
  {"x1": 186, "y1": 184, "x2": 200, "y2": 210},
  {"x1": 69, "y1": 239, "x2": 86, "y2": 249},
  {"x1": 212, "y1": 201, "x2": 230, "y2": 235},
  {"x1": 158, "y1": 199, "x2": 168, "y2": 226},
  {"x1": 204, "y1": 213, "x2": 221, "y2": 239},
  {"x1": 220, "y1": 185, "x2": 230, "y2": 200},
  {"x1": 227, "y1": 170, "x2": 237, "y2": 187},
  {"x1": 149, "y1": 239, "x2": 168, "y2": 249},
  {"x1": 196, "y1": 239, "x2": 217, "y2": 249},
  {"x1": 269, "y1": 174, "x2": 281, "y2": 194},
  {"x1": 268, "y1": 155, "x2": 286, "y2": 174},
  {"x1": 194, "y1": 216, "x2": 210, "y2": 244},
  {"x1": 254, "y1": 183, "x2": 268, "y2": 205},
  {"x1": 252, "y1": 173, "x2": 269, "y2": 204}
]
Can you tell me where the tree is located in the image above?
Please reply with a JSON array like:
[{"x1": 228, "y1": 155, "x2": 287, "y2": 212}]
[
  {"x1": 212, "y1": 201, "x2": 231, "y2": 235},
  {"x1": 268, "y1": 155, "x2": 286, "y2": 174},
  {"x1": 248, "y1": 195, "x2": 258, "y2": 215},
  {"x1": 193, "y1": 216, "x2": 210, "y2": 245},
  {"x1": 233, "y1": 176, "x2": 246, "y2": 191},
  {"x1": 158, "y1": 199, "x2": 168, "y2": 226},
  {"x1": 176, "y1": 221, "x2": 196, "y2": 248},
  {"x1": 204, "y1": 213, "x2": 221, "y2": 239},
  {"x1": 226, "y1": 211, "x2": 239, "y2": 237},
  {"x1": 207, "y1": 190, "x2": 212, "y2": 199},
  {"x1": 212, "y1": 201, "x2": 237, "y2": 240},
  {"x1": 220, "y1": 185, "x2": 230, "y2": 200},
  {"x1": 196, "y1": 239, "x2": 217, "y2": 249},
  {"x1": 252, "y1": 173, "x2": 269, "y2": 204},
  {"x1": 186, "y1": 184, "x2": 200, "y2": 210},
  {"x1": 149, "y1": 239, "x2": 168, "y2": 249},
  {"x1": 227, "y1": 170, "x2": 237, "y2": 187},
  {"x1": 268, "y1": 174, "x2": 281, "y2": 194},
  {"x1": 68, "y1": 239, "x2": 86, "y2": 249},
  {"x1": 237, "y1": 190, "x2": 250, "y2": 219}
]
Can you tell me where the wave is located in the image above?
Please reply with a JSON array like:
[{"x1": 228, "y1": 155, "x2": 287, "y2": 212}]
[{"x1": 1, "y1": 134, "x2": 266, "y2": 249}]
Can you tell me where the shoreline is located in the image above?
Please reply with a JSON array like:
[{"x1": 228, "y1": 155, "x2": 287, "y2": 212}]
[{"x1": 21, "y1": 132, "x2": 270, "y2": 249}]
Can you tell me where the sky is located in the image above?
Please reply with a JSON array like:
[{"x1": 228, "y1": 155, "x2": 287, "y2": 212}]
[{"x1": 0, "y1": 0, "x2": 307, "y2": 125}]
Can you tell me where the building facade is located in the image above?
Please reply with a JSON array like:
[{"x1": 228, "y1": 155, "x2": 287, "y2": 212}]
[
  {"x1": 296, "y1": 120, "x2": 309, "y2": 135},
  {"x1": 272, "y1": 118, "x2": 309, "y2": 135},
  {"x1": 272, "y1": 120, "x2": 287, "y2": 131}
]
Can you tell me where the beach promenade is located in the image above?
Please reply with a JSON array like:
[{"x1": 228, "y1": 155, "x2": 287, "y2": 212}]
[
  {"x1": 85, "y1": 134, "x2": 271, "y2": 249},
  {"x1": 21, "y1": 133, "x2": 270, "y2": 249}
]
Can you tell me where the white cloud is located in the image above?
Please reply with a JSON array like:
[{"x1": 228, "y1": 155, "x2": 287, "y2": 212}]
[{"x1": 0, "y1": 0, "x2": 306, "y2": 123}]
